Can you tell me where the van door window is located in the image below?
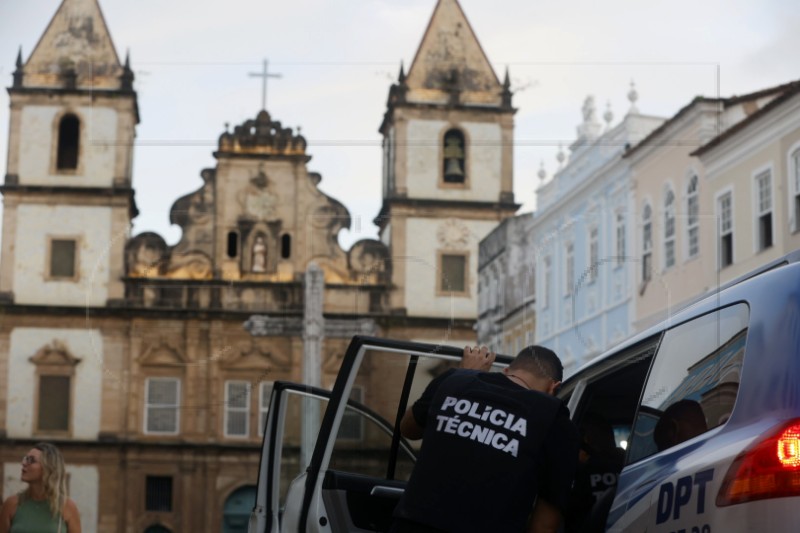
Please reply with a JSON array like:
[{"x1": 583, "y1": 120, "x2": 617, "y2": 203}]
[
  {"x1": 627, "y1": 304, "x2": 749, "y2": 463},
  {"x1": 321, "y1": 348, "x2": 469, "y2": 533},
  {"x1": 328, "y1": 351, "x2": 453, "y2": 482},
  {"x1": 278, "y1": 391, "x2": 329, "y2": 506},
  {"x1": 562, "y1": 338, "x2": 658, "y2": 532}
]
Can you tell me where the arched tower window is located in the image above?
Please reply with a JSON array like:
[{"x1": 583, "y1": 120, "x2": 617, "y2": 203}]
[
  {"x1": 56, "y1": 114, "x2": 80, "y2": 170},
  {"x1": 281, "y1": 234, "x2": 291, "y2": 259},
  {"x1": 442, "y1": 129, "x2": 466, "y2": 184}
]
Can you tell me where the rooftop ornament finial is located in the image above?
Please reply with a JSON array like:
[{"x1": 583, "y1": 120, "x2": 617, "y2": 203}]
[
  {"x1": 582, "y1": 95, "x2": 597, "y2": 123},
  {"x1": 218, "y1": 110, "x2": 307, "y2": 157},
  {"x1": 556, "y1": 143, "x2": 566, "y2": 168},
  {"x1": 603, "y1": 100, "x2": 614, "y2": 129},
  {"x1": 537, "y1": 160, "x2": 547, "y2": 182},
  {"x1": 628, "y1": 80, "x2": 639, "y2": 114},
  {"x1": 577, "y1": 95, "x2": 602, "y2": 141},
  {"x1": 502, "y1": 66, "x2": 513, "y2": 108},
  {"x1": 12, "y1": 46, "x2": 24, "y2": 88},
  {"x1": 120, "y1": 49, "x2": 134, "y2": 91},
  {"x1": 391, "y1": 61, "x2": 408, "y2": 104}
]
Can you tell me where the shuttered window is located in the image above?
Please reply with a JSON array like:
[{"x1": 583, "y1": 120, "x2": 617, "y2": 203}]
[{"x1": 145, "y1": 378, "x2": 180, "y2": 434}]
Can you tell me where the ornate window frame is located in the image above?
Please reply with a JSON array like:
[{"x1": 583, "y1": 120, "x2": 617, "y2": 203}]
[
  {"x1": 138, "y1": 339, "x2": 187, "y2": 437},
  {"x1": 716, "y1": 188, "x2": 735, "y2": 269},
  {"x1": 436, "y1": 250, "x2": 470, "y2": 297},
  {"x1": 752, "y1": 164, "x2": 774, "y2": 253},
  {"x1": 223, "y1": 380, "x2": 251, "y2": 439},
  {"x1": 45, "y1": 235, "x2": 81, "y2": 282},
  {"x1": 30, "y1": 341, "x2": 81, "y2": 437}
]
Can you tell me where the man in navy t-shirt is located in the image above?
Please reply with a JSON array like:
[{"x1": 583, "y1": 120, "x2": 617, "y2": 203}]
[{"x1": 392, "y1": 345, "x2": 579, "y2": 533}]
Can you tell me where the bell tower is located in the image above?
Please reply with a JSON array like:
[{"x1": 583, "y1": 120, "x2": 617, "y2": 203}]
[
  {"x1": 0, "y1": 0, "x2": 138, "y2": 306},
  {"x1": 377, "y1": 0, "x2": 518, "y2": 322}
]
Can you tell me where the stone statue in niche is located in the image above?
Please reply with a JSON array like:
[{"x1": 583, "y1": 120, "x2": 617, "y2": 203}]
[{"x1": 252, "y1": 235, "x2": 267, "y2": 272}]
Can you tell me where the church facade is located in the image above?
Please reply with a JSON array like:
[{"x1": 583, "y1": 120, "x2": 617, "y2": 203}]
[{"x1": 0, "y1": 0, "x2": 516, "y2": 531}]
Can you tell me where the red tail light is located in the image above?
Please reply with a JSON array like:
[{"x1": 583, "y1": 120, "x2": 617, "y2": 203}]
[{"x1": 717, "y1": 419, "x2": 800, "y2": 506}]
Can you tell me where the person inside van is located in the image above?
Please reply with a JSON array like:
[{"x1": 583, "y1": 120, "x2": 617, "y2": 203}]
[
  {"x1": 565, "y1": 413, "x2": 625, "y2": 533},
  {"x1": 654, "y1": 399, "x2": 708, "y2": 452}
]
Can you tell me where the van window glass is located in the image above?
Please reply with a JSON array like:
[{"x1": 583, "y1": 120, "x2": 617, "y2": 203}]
[
  {"x1": 561, "y1": 338, "x2": 657, "y2": 532},
  {"x1": 627, "y1": 304, "x2": 749, "y2": 463},
  {"x1": 278, "y1": 392, "x2": 327, "y2": 506},
  {"x1": 571, "y1": 340, "x2": 657, "y2": 447},
  {"x1": 329, "y1": 347, "x2": 514, "y2": 482},
  {"x1": 328, "y1": 350, "x2": 450, "y2": 482}
]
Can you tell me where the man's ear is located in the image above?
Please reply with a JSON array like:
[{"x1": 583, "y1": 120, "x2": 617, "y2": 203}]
[{"x1": 548, "y1": 380, "x2": 562, "y2": 396}]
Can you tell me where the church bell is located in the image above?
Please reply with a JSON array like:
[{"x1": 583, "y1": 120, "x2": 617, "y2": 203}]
[{"x1": 445, "y1": 157, "x2": 464, "y2": 178}]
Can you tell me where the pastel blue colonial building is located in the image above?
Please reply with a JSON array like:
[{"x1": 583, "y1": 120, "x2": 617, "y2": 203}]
[
  {"x1": 478, "y1": 87, "x2": 664, "y2": 376},
  {"x1": 532, "y1": 92, "x2": 663, "y2": 374}
]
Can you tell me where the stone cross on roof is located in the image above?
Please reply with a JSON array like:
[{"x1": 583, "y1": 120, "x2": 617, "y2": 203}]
[{"x1": 249, "y1": 59, "x2": 282, "y2": 111}]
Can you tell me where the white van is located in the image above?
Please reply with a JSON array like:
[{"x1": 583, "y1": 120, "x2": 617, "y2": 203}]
[{"x1": 250, "y1": 252, "x2": 800, "y2": 532}]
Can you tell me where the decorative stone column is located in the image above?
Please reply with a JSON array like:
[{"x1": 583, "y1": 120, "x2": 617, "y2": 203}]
[{"x1": 302, "y1": 263, "x2": 324, "y2": 389}]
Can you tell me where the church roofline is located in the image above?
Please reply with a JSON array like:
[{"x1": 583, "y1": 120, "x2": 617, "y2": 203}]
[
  {"x1": 691, "y1": 80, "x2": 800, "y2": 157},
  {"x1": 212, "y1": 151, "x2": 312, "y2": 163},
  {"x1": 621, "y1": 97, "x2": 720, "y2": 159},
  {"x1": 215, "y1": 109, "x2": 309, "y2": 159},
  {"x1": 26, "y1": 0, "x2": 122, "y2": 70},
  {"x1": 406, "y1": 0, "x2": 501, "y2": 89}
]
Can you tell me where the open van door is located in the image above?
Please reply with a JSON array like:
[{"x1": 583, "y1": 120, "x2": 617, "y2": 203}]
[
  {"x1": 249, "y1": 336, "x2": 512, "y2": 532},
  {"x1": 249, "y1": 380, "x2": 328, "y2": 533}
]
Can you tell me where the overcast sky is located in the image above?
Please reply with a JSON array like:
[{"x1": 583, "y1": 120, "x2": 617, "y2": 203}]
[{"x1": 1, "y1": 0, "x2": 798, "y2": 249}]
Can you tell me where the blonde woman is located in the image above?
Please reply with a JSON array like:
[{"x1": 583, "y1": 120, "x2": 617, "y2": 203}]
[{"x1": 0, "y1": 443, "x2": 81, "y2": 533}]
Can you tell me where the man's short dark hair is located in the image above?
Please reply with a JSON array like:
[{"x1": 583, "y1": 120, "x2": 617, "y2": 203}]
[{"x1": 509, "y1": 345, "x2": 563, "y2": 382}]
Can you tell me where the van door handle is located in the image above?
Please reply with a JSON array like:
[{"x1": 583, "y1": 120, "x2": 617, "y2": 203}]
[{"x1": 370, "y1": 486, "x2": 405, "y2": 498}]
